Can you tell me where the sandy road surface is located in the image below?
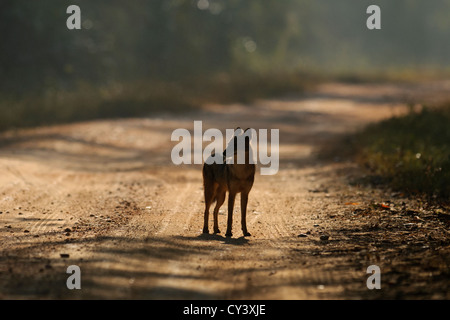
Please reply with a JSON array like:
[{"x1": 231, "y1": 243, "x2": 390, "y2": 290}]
[{"x1": 1, "y1": 82, "x2": 449, "y2": 299}]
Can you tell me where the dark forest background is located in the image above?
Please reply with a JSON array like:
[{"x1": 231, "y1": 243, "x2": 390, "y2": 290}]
[{"x1": 1, "y1": 0, "x2": 450, "y2": 129}]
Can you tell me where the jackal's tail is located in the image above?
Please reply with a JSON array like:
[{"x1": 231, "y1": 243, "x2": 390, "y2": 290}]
[{"x1": 202, "y1": 162, "x2": 217, "y2": 204}]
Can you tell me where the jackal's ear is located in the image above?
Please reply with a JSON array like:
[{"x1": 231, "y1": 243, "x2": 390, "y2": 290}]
[
  {"x1": 244, "y1": 128, "x2": 254, "y2": 140},
  {"x1": 234, "y1": 127, "x2": 244, "y2": 136}
]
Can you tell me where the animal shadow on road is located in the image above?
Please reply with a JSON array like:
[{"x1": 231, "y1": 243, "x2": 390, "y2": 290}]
[{"x1": 174, "y1": 233, "x2": 250, "y2": 246}]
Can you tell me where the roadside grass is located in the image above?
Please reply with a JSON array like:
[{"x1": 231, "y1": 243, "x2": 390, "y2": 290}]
[
  {"x1": 0, "y1": 72, "x2": 313, "y2": 132},
  {"x1": 351, "y1": 104, "x2": 450, "y2": 200}
]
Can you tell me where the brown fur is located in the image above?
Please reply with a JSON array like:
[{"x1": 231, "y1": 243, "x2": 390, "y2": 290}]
[{"x1": 202, "y1": 128, "x2": 255, "y2": 237}]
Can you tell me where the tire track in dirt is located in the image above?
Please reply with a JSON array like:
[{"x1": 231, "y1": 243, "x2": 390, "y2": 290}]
[{"x1": 154, "y1": 182, "x2": 196, "y2": 236}]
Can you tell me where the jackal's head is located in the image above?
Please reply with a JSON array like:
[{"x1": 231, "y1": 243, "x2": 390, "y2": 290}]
[{"x1": 223, "y1": 127, "x2": 255, "y2": 164}]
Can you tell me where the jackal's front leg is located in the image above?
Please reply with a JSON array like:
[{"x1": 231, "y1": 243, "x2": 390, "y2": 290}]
[
  {"x1": 225, "y1": 192, "x2": 236, "y2": 237},
  {"x1": 203, "y1": 208, "x2": 210, "y2": 234},
  {"x1": 241, "y1": 192, "x2": 251, "y2": 236}
]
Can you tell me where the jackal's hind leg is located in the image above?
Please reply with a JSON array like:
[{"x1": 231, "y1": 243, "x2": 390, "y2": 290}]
[
  {"x1": 213, "y1": 190, "x2": 226, "y2": 234},
  {"x1": 203, "y1": 181, "x2": 217, "y2": 234}
]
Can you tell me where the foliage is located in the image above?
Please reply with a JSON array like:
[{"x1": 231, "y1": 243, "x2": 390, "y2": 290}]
[
  {"x1": 2, "y1": 0, "x2": 450, "y2": 129},
  {"x1": 354, "y1": 105, "x2": 450, "y2": 199}
]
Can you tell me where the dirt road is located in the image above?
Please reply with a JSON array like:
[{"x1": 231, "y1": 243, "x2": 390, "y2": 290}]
[{"x1": 1, "y1": 82, "x2": 449, "y2": 300}]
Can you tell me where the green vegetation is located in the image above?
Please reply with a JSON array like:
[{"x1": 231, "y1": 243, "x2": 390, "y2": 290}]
[{"x1": 353, "y1": 105, "x2": 450, "y2": 200}]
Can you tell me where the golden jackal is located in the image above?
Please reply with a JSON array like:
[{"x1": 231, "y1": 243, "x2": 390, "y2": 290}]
[{"x1": 202, "y1": 128, "x2": 255, "y2": 237}]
